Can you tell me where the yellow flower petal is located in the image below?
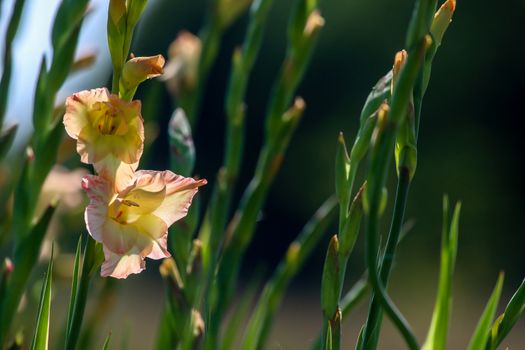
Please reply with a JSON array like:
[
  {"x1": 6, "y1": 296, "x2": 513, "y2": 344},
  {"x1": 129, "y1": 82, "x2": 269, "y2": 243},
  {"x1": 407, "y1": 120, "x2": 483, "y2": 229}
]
[
  {"x1": 63, "y1": 88, "x2": 144, "y2": 166},
  {"x1": 83, "y1": 170, "x2": 206, "y2": 279}
]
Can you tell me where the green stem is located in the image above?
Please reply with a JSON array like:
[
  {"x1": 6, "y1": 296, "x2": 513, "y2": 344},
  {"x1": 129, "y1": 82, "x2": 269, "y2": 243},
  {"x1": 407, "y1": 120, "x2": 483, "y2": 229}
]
[
  {"x1": 361, "y1": 32, "x2": 430, "y2": 350},
  {"x1": 365, "y1": 164, "x2": 418, "y2": 350},
  {"x1": 361, "y1": 168, "x2": 411, "y2": 349},
  {"x1": 311, "y1": 277, "x2": 369, "y2": 350}
]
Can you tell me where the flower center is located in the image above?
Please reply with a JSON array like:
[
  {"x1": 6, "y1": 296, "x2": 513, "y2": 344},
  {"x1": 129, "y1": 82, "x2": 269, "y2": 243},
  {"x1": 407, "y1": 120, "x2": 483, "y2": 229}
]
[
  {"x1": 91, "y1": 102, "x2": 128, "y2": 136},
  {"x1": 110, "y1": 198, "x2": 140, "y2": 225}
]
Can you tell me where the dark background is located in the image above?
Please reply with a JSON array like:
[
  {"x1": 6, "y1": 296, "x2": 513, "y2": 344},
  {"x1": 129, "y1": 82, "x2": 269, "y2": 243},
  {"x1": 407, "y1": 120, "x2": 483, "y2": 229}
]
[
  {"x1": 110, "y1": 0, "x2": 525, "y2": 347},
  {"x1": 123, "y1": 0, "x2": 525, "y2": 347},
  {"x1": 132, "y1": 0, "x2": 525, "y2": 285}
]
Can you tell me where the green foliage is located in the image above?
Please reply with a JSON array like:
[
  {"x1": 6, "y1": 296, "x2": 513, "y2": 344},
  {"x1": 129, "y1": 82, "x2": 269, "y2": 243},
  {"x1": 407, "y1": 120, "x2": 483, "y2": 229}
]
[
  {"x1": 101, "y1": 333, "x2": 112, "y2": 350},
  {"x1": 30, "y1": 246, "x2": 54, "y2": 350},
  {"x1": 0, "y1": 124, "x2": 17, "y2": 161},
  {"x1": 0, "y1": 204, "x2": 57, "y2": 344},
  {"x1": 65, "y1": 237, "x2": 83, "y2": 344},
  {"x1": 423, "y1": 197, "x2": 461, "y2": 350},
  {"x1": 242, "y1": 196, "x2": 337, "y2": 350},
  {"x1": 487, "y1": 278, "x2": 525, "y2": 349},
  {"x1": 0, "y1": 0, "x2": 27, "y2": 127},
  {"x1": 65, "y1": 237, "x2": 104, "y2": 350},
  {"x1": 467, "y1": 273, "x2": 505, "y2": 350}
]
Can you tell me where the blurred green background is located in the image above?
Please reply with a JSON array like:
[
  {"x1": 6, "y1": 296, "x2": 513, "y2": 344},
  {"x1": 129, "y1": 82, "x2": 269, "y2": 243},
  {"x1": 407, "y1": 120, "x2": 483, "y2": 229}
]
[{"x1": 3, "y1": 0, "x2": 525, "y2": 348}]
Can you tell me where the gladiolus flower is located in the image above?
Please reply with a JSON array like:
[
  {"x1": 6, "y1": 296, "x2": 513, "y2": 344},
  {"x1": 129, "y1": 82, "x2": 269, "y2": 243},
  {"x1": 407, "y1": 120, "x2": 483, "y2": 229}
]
[
  {"x1": 82, "y1": 170, "x2": 206, "y2": 278},
  {"x1": 63, "y1": 88, "x2": 144, "y2": 189}
]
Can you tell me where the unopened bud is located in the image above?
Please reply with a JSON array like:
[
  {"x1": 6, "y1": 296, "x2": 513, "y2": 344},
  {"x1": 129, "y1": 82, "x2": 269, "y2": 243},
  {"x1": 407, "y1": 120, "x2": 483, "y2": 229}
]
[
  {"x1": 285, "y1": 242, "x2": 301, "y2": 270},
  {"x1": 284, "y1": 97, "x2": 306, "y2": 123},
  {"x1": 321, "y1": 235, "x2": 341, "y2": 318},
  {"x1": 370, "y1": 103, "x2": 390, "y2": 147},
  {"x1": 26, "y1": 146, "x2": 34, "y2": 161},
  {"x1": 126, "y1": 0, "x2": 148, "y2": 29},
  {"x1": 431, "y1": 0, "x2": 456, "y2": 47},
  {"x1": 3, "y1": 258, "x2": 13, "y2": 274},
  {"x1": 168, "y1": 108, "x2": 195, "y2": 176},
  {"x1": 304, "y1": 10, "x2": 325, "y2": 37},
  {"x1": 108, "y1": 0, "x2": 126, "y2": 26},
  {"x1": 192, "y1": 308, "x2": 205, "y2": 338},
  {"x1": 163, "y1": 31, "x2": 202, "y2": 97},
  {"x1": 391, "y1": 50, "x2": 408, "y2": 93},
  {"x1": 120, "y1": 54, "x2": 165, "y2": 100}
]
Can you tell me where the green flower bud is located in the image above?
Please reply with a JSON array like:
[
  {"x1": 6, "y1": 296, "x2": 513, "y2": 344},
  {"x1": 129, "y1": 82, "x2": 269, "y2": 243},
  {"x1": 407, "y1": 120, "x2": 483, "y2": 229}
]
[
  {"x1": 431, "y1": 0, "x2": 456, "y2": 48},
  {"x1": 335, "y1": 132, "x2": 351, "y2": 214},
  {"x1": 168, "y1": 108, "x2": 195, "y2": 177},
  {"x1": 321, "y1": 235, "x2": 341, "y2": 318}
]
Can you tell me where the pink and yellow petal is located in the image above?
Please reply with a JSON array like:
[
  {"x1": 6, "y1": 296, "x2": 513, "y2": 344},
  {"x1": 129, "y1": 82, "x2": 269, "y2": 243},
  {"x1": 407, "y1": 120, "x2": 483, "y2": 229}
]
[
  {"x1": 100, "y1": 219, "x2": 141, "y2": 255},
  {"x1": 152, "y1": 171, "x2": 206, "y2": 226},
  {"x1": 101, "y1": 247, "x2": 145, "y2": 279},
  {"x1": 94, "y1": 156, "x2": 137, "y2": 192},
  {"x1": 82, "y1": 175, "x2": 112, "y2": 242},
  {"x1": 63, "y1": 88, "x2": 110, "y2": 139},
  {"x1": 146, "y1": 232, "x2": 170, "y2": 260}
]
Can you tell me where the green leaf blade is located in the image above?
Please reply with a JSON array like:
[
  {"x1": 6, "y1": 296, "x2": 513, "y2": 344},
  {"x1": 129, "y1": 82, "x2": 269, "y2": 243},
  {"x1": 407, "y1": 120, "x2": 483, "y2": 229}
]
[
  {"x1": 423, "y1": 199, "x2": 461, "y2": 350},
  {"x1": 467, "y1": 273, "x2": 505, "y2": 350},
  {"x1": 30, "y1": 246, "x2": 54, "y2": 350},
  {"x1": 65, "y1": 236, "x2": 83, "y2": 341}
]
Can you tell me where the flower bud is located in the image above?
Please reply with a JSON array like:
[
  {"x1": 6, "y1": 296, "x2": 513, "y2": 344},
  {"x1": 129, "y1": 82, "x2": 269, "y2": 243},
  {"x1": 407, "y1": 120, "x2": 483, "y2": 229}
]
[
  {"x1": 120, "y1": 54, "x2": 165, "y2": 100},
  {"x1": 391, "y1": 50, "x2": 408, "y2": 94},
  {"x1": 431, "y1": 0, "x2": 456, "y2": 48},
  {"x1": 163, "y1": 31, "x2": 201, "y2": 98},
  {"x1": 168, "y1": 108, "x2": 195, "y2": 177},
  {"x1": 321, "y1": 235, "x2": 341, "y2": 318},
  {"x1": 108, "y1": 0, "x2": 126, "y2": 26},
  {"x1": 304, "y1": 10, "x2": 325, "y2": 37},
  {"x1": 107, "y1": 0, "x2": 127, "y2": 69}
]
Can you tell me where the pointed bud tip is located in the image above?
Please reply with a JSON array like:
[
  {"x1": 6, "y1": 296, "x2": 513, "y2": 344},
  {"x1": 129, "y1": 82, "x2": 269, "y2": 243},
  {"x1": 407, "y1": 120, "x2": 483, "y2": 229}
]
[
  {"x1": 286, "y1": 242, "x2": 301, "y2": 264},
  {"x1": 294, "y1": 97, "x2": 306, "y2": 111},
  {"x1": 304, "y1": 10, "x2": 325, "y2": 36},
  {"x1": 337, "y1": 131, "x2": 345, "y2": 144},
  {"x1": 444, "y1": 0, "x2": 456, "y2": 12},
  {"x1": 26, "y1": 147, "x2": 34, "y2": 161},
  {"x1": 159, "y1": 257, "x2": 175, "y2": 278},
  {"x1": 3, "y1": 258, "x2": 13, "y2": 274},
  {"x1": 394, "y1": 50, "x2": 408, "y2": 71},
  {"x1": 329, "y1": 234, "x2": 339, "y2": 249}
]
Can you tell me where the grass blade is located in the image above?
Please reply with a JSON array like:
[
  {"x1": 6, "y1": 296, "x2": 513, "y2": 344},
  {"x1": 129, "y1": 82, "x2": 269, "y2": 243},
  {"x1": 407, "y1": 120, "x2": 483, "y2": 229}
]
[
  {"x1": 101, "y1": 333, "x2": 112, "y2": 350},
  {"x1": 0, "y1": 203, "x2": 57, "y2": 344},
  {"x1": 65, "y1": 237, "x2": 103, "y2": 350},
  {"x1": 487, "y1": 277, "x2": 525, "y2": 349},
  {"x1": 65, "y1": 236, "x2": 82, "y2": 341},
  {"x1": 423, "y1": 198, "x2": 461, "y2": 350},
  {"x1": 30, "y1": 245, "x2": 54, "y2": 350},
  {"x1": 467, "y1": 272, "x2": 504, "y2": 350}
]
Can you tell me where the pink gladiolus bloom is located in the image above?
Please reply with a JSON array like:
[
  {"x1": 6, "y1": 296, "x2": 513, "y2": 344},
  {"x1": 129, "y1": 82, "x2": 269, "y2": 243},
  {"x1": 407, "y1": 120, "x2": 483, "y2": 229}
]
[
  {"x1": 82, "y1": 170, "x2": 206, "y2": 278},
  {"x1": 63, "y1": 88, "x2": 144, "y2": 189}
]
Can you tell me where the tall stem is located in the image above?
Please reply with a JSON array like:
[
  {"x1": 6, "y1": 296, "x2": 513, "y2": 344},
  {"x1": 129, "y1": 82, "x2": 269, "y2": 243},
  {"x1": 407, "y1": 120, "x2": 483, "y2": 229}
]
[{"x1": 361, "y1": 168, "x2": 411, "y2": 349}]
